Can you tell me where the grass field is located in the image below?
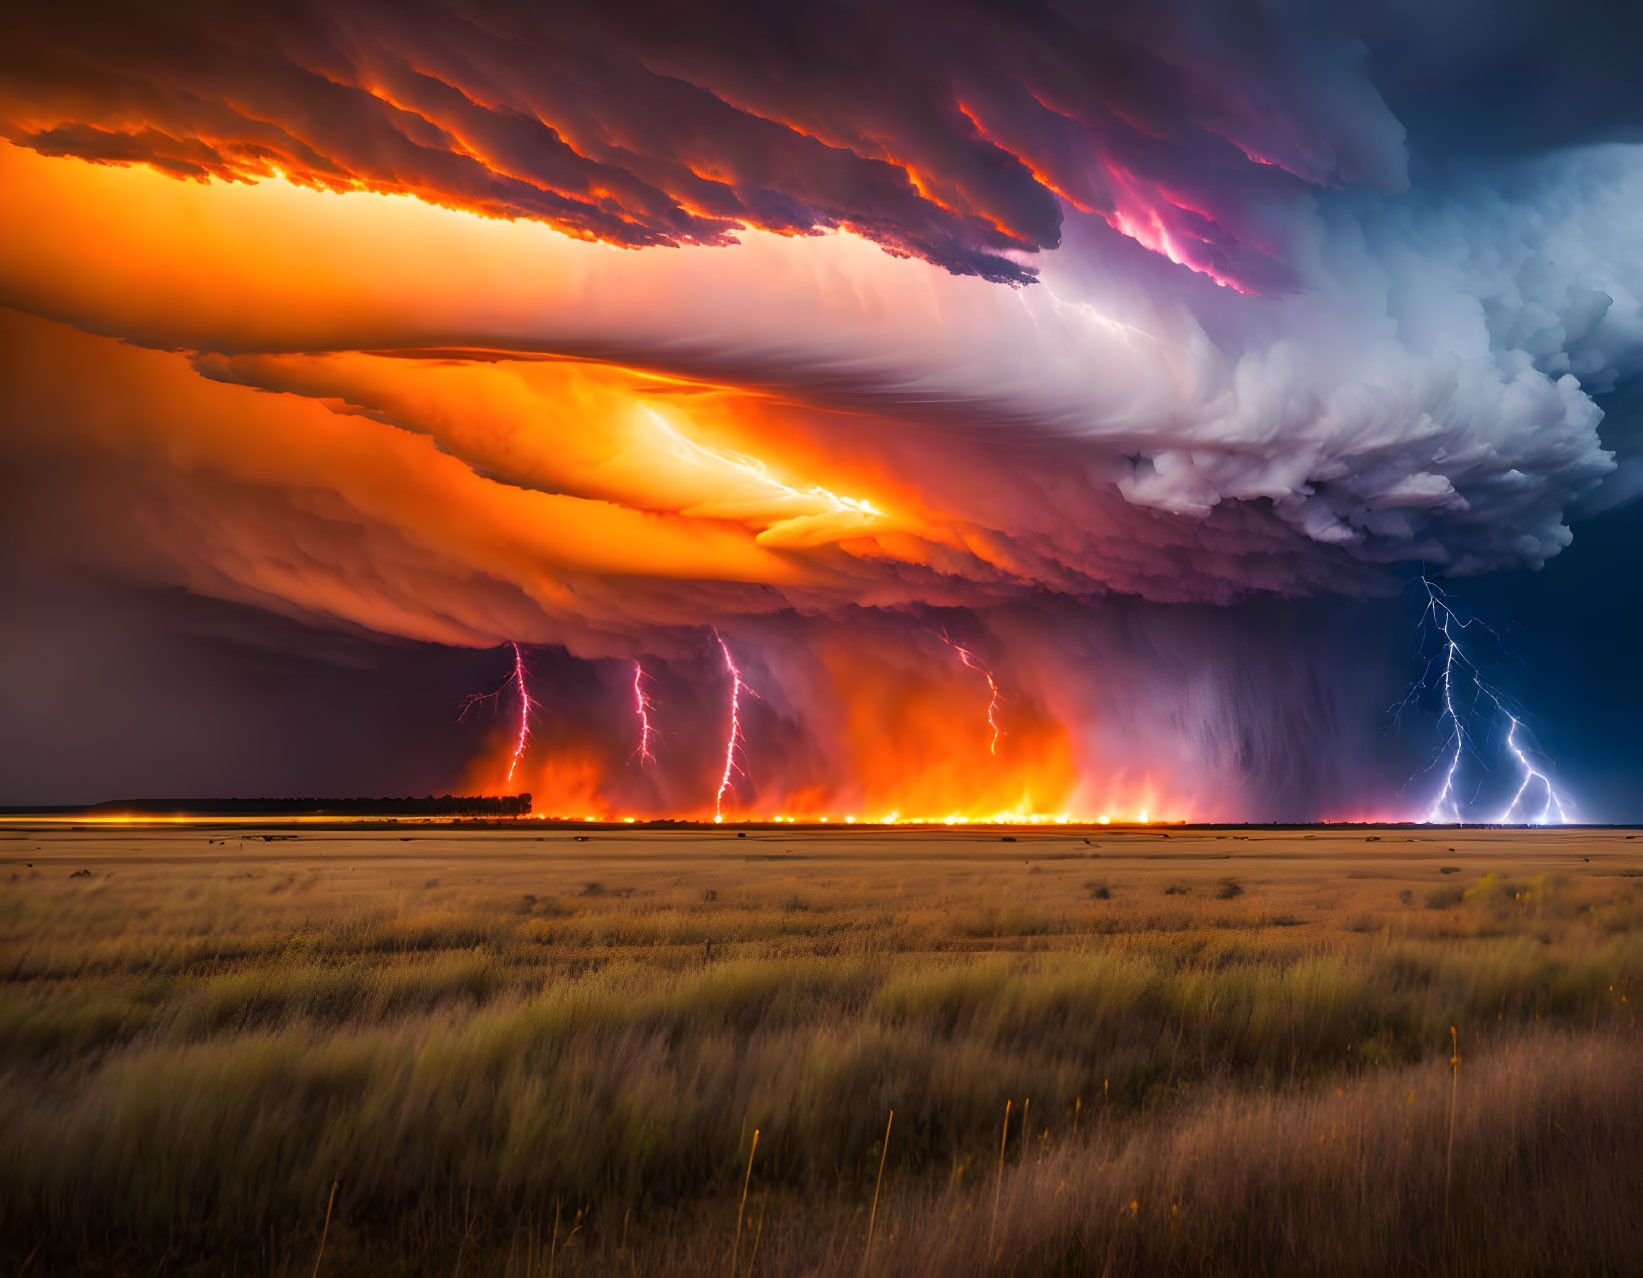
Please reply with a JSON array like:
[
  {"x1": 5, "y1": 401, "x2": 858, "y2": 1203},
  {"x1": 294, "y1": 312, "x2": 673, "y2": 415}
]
[{"x1": 4, "y1": 823, "x2": 1643, "y2": 1275}]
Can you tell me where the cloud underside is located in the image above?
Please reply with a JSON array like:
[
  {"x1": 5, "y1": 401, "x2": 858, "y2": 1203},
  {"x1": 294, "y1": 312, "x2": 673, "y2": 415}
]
[{"x1": 0, "y1": 0, "x2": 1416, "y2": 291}]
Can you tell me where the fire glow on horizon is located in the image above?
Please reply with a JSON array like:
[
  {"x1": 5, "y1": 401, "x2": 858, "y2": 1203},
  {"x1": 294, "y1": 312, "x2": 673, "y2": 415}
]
[{"x1": 459, "y1": 631, "x2": 1185, "y2": 827}]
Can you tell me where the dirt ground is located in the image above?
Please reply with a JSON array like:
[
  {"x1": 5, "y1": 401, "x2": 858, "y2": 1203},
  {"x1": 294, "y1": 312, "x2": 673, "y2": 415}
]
[{"x1": 7, "y1": 820, "x2": 1639, "y2": 914}]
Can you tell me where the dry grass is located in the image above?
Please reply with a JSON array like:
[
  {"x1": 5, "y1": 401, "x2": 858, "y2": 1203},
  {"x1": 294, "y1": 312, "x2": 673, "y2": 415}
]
[{"x1": 1, "y1": 824, "x2": 1640, "y2": 1274}]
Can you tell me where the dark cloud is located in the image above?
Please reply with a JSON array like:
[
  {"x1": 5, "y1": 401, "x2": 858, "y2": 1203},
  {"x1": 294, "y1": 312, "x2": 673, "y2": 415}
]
[
  {"x1": 0, "y1": 553, "x2": 504, "y2": 808},
  {"x1": 0, "y1": 0, "x2": 1411, "y2": 289},
  {"x1": 1359, "y1": 0, "x2": 1643, "y2": 162}
]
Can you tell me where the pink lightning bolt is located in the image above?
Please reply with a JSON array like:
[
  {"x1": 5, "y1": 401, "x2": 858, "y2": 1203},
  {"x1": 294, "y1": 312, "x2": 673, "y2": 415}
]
[
  {"x1": 630, "y1": 659, "x2": 659, "y2": 765},
  {"x1": 713, "y1": 630, "x2": 749, "y2": 821},
  {"x1": 505, "y1": 642, "x2": 531, "y2": 786},
  {"x1": 939, "y1": 631, "x2": 1004, "y2": 755},
  {"x1": 458, "y1": 642, "x2": 533, "y2": 789}
]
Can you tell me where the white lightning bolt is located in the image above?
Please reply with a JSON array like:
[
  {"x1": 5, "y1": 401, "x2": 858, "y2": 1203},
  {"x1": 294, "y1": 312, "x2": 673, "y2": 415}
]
[
  {"x1": 1496, "y1": 713, "x2": 1568, "y2": 825},
  {"x1": 1394, "y1": 577, "x2": 1572, "y2": 825}
]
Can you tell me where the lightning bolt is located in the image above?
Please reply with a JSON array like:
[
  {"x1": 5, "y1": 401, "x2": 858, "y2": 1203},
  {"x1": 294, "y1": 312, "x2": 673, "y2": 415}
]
[
  {"x1": 1394, "y1": 578, "x2": 1571, "y2": 825},
  {"x1": 938, "y1": 630, "x2": 1004, "y2": 755},
  {"x1": 505, "y1": 642, "x2": 531, "y2": 785},
  {"x1": 1497, "y1": 712, "x2": 1568, "y2": 825},
  {"x1": 630, "y1": 659, "x2": 659, "y2": 766},
  {"x1": 713, "y1": 630, "x2": 752, "y2": 822},
  {"x1": 643, "y1": 408, "x2": 882, "y2": 518},
  {"x1": 457, "y1": 641, "x2": 533, "y2": 789}
]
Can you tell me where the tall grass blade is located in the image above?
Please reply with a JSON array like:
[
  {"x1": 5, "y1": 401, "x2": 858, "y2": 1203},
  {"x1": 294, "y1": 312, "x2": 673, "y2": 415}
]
[{"x1": 862, "y1": 1109, "x2": 893, "y2": 1277}]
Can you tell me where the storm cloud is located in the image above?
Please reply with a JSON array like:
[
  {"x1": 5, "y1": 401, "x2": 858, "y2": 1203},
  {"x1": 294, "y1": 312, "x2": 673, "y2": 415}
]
[{"x1": 1, "y1": 0, "x2": 1639, "y2": 817}]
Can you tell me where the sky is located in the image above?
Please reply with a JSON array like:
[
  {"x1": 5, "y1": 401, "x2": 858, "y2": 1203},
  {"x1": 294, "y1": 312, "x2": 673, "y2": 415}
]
[{"x1": 0, "y1": 0, "x2": 1639, "y2": 822}]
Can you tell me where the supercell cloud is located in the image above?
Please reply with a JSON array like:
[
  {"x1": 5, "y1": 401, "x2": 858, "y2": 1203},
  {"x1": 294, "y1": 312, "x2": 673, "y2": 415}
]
[{"x1": 1, "y1": 0, "x2": 1639, "y2": 818}]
